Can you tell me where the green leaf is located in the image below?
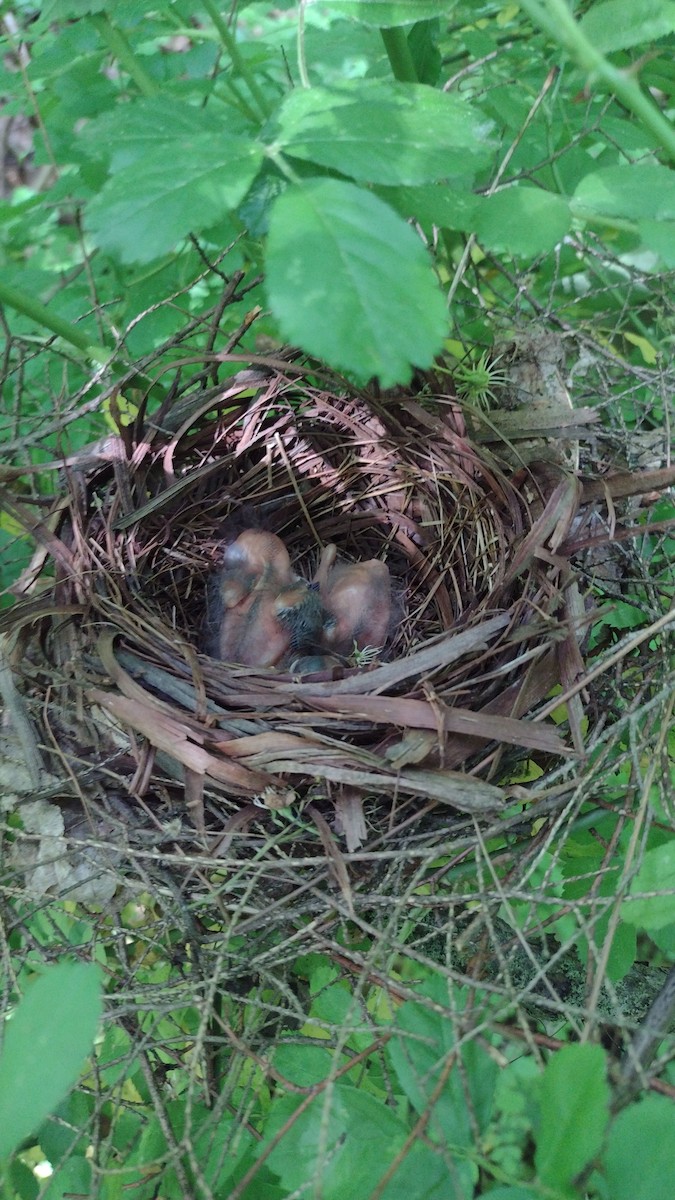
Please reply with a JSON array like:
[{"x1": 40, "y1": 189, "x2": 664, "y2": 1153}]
[
  {"x1": 38, "y1": 1092, "x2": 92, "y2": 1166},
  {"x1": 41, "y1": 1156, "x2": 92, "y2": 1200},
  {"x1": 482, "y1": 1191, "x2": 540, "y2": 1200},
  {"x1": 85, "y1": 134, "x2": 263, "y2": 263},
  {"x1": 0, "y1": 962, "x2": 103, "y2": 1160},
  {"x1": 40, "y1": 0, "x2": 108, "y2": 16},
  {"x1": 265, "y1": 179, "x2": 447, "y2": 386},
  {"x1": 261, "y1": 1088, "x2": 395, "y2": 1193},
  {"x1": 274, "y1": 82, "x2": 494, "y2": 186},
  {"x1": 572, "y1": 164, "x2": 675, "y2": 221},
  {"x1": 309, "y1": 981, "x2": 354, "y2": 1025},
  {"x1": 639, "y1": 217, "x2": 675, "y2": 266},
  {"x1": 9, "y1": 1156, "x2": 39, "y2": 1200},
  {"x1": 261, "y1": 1084, "x2": 452, "y2": 1198},
  {"x1": 388, "y1": 979, "x2": 497, "y2": 1151},
  {"x1": 621, "y1": 842, "x2": 675, "y2": 930},
  {"x1": 379, "y1": 183, "x2": 477, "y2": 230},
  {"x1": 273, "y1": 1043, "x2": 333, "y2": 1086},
  {"x1": 323, "y1": 1, "x2": 456, "y2": 26},
  {"x1": 95, "y1": 1024, "x2": 135, "y2": 1088},
  {"x1": 132, "y1": 1100, "x2": 252, "y2": 1196},
  {"x1": 77, "y1": 97, "x2": 237, "y2": 171},
  {"x1": 473, "y1": 187, "x2": 571, "y2": 256},
  {"x1": 408, "y1": 19, "x2": 442, "y2": 85},
  {"x1": 579, "y1": 0, "x2": 675, "y2": 53},
  {"x1": 603, "y1": 1097, "x2": 675, "y2": 1200},
  {"x1": 645, "y1": 923, "x2": 675, "y2": 958},
  {"x1": 534, "y1": 1044, "x2": 609, "y2": 1188},
  {"x1": 378, "y1": 1142, "x2": 459, "y2": 1199}
]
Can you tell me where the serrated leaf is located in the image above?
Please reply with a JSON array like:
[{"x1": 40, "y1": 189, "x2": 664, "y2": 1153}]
[
  {"x1": 265, "y1": 178, "x2": 447, "y2": 385},
  {"x1": 621, "y1": 842, "x2": 675, "y2": 930},
  {"x1": 379, "y1": 1144, "x2": 460, "y2": 1199},
  {"x1": 535, "y1": 1044, "x2": 609, "y2": 1188},
  {"x1": 261, "y1": 1087, "x2": 395, "y2": 1191},
  {"x1": 379, "y1": 183, "x2": 477, "y2": 231},
  {"x1": 473, "y1": 187, "x2": 571, "y2": 256},
  {"x1": 317, "y1": 1, "x2": 456, "y2": 26},
  {"x1": 604, "y1": 1097, "x2": 675, "y2": 1200},
  {"x1": 261, "y1": 1084, "x2": 453, "y2": 1198},
  {"x1": 274, "y1": 82, "x2": 494, "y2": 186},
  {"x1": 388, "y1": 978, "x2": 496, "y2": 1151},
  {"x1": 0, "y1": 962, "x2": 103, "y2": 1160},
  {"x1": 273, "y1": 1043, "x2": 332, "y2": 1087},
  {"x1": 40, "y1": 0, "x2": 107, "y2": 16},
  {"x1": 579, "y1": 0, "x2": 675, "y2": 53},
  {"x1": 85, "y1": 134, "x2": 263, "y2": 263},
  {"x1": 78, "y1": 97, "x2": 232, "y2": 170},
  {"x1": 573, "y1": 164, "x2": 675, "y2": 221}
]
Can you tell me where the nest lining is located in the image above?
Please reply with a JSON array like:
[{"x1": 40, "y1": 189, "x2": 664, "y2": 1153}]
[{"x1": 3, "y1": 357, "x2": 615, "y2": 903}]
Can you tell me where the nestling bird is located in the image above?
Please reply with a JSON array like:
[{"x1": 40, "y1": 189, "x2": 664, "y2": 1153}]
[
  {"x1": 289, "y1": 653, "x2": 342, "y2": 675},
  {"x1": 209, "y1": 529, "x2": 329, "y2": 667},
  {"x1": 218, "y1": 529, "x2": 295, "y2": 604},
  {"x1": 315, "y1": 544, "x2": 392, "y2": 656}
]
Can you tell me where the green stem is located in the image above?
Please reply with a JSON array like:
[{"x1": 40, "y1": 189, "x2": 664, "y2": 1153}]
[
  {"x1": 219, "y1": 76, "x2": 262, "y2": 125},
  {"x1": 297, "y1": 0, "x2": 310, "y2": 88},
  {"x1": 152, "y1": 4, "x2": 262, "y2": 122},
  {"x1": 0, "y1": 280, "x2": 112, "y2": 365},
  {"x1": 380, "y1": 28, "x2": 419, "y2": 83},
  {"x1": 201, "y1": 0, "x2": 272, "y2": 120},
  {"x1": 264, "y1": 146, "x2": 302, "y2": 186},
  {"x1": 89, "y1": 13, "x2": 158, "y2": 98},
  {"x1": 519, "y1": 0, "x2": 675, "y2": 163}
]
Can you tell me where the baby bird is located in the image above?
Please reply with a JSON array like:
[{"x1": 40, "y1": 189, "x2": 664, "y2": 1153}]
[
  {"x1": 315, "y1": 544, "x2": 392, "y2": 657},
  {"x1": 218, "y1": 530, "x2": 295, "y2": 606},
  {"x1": 219, "y1": 582, "x2": 327, "y2": 667},
  {"x1": 210, "y1": 530, "x2": 328, "y2": 667},
  {"x1": 289, "y1": 653, "x2": 342, "y2": 675}
]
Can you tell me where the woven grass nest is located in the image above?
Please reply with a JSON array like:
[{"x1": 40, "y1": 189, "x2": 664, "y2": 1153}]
[{"x1": 6, "y1": 348, "x2": 608, "y2": 908}]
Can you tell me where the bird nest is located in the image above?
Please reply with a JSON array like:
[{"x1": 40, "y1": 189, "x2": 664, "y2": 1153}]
[{"x1": 2, "y1": 347, "x2": 609, "y2": 913}]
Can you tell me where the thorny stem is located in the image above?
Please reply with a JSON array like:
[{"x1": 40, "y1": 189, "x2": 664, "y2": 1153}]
[{"x1": 519, "y1": 0, "x2": 675, "y2": 163}]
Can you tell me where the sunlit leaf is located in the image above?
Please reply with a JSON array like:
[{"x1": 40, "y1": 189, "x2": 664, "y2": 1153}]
[
  {"x1": 274, "y1": 82, "x2": 494, "y2": 186},
  {"x1": 85, "y1": 135, "x2": 263, "y2": 263},
  {"x1": 473, "y1": 187, "x2": 571, "y2": 256},
  {"x1": 313, "y1": 0, "x2": 455, "y2": 26},
  {"x1": 265, "y1": 178, "x2": 447, "y2": 385},
  {"x1": 573, "y1": 164, "x2": 675, "y2": 220},
  {"x1": 77, "y1": 97, "x2": 237, "y2": 170}
]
